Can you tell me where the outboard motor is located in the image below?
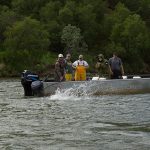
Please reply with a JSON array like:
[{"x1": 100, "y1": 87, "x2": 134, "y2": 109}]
[
  {"x1": 31, "y1": 80, "x2": 43, "y2": 96},
  {"x1": 21, "y1": 70, "x2": 43, "y2": 96}
]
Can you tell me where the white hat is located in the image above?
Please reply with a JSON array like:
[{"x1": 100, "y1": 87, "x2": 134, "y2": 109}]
[
  {"x1": 58, "y1": 54, "x2": 63, "y2": 58},
  {"x1": 79, "y1": 55, "x2": 83, "y2": 59}
]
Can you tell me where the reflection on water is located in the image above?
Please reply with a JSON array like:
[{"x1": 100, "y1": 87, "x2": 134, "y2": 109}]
[{"x1": 0, "y1": 79, "x2": 150, "y2": 150}]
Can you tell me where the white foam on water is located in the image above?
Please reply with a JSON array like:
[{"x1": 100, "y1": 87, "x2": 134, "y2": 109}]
[{"x1": 48, "y1": 83, "x2": 94, "y2": 101}]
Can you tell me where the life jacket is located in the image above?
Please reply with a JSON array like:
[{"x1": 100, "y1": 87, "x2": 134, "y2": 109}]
[{"x1": 65, "y1": 60, "x2": 73, "y2": 74}]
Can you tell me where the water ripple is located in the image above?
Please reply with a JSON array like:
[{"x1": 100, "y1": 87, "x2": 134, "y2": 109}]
[{"x1": 0, "y1": 79, "x2": 150, "y2": 150}]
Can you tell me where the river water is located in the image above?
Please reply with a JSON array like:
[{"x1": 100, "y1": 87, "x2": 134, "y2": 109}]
[{"x1": 0, "y1": 79, "x2": 150, "y2": 150}]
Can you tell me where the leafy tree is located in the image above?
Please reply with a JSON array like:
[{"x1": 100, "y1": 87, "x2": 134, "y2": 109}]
[
  {"x1": 103, "y1": 3, "x2": 131, "y2": 54},
  {"x1": 58, "y1": 0, "x2": 78, "y2": 26},
  {"x1": 61, "y1": 24, "x2": 87, "y2": 55},
  {"x1": 4, "y1": 17, "x2": 50, "y2": 71},
  {"x1": 107, "y1": 0, "x2": 120, "y2": 9},
  {"x1": 83, "y1": 0, "x2": 107, "y2": 22},
  {"x1": 82, "y1": 0, "x2": 107, "y2": 51},
  {"x1": 12, "y1": 0, "x2": 48, "y2": 18},
  {"x1": 77, "y1": 4, "x2": 99, "y2": 49},
  {"x1": 40, "y1": 1, "x2": 62, "y2": 23},
  {"x1": 110, "y1": 14, "x2": 149, "y2": 72},
  {"x1": 4, "y1": 17, "x2": 49, "y2": 51},
  {"x1": 40, "y1": 1, "x2": 63, "y2": 53},
  {"x1": 0, "y1": 0, "x2": 12, "y2": 7},
  {"x1": 118, "y1": 0, "x2": 150, "y2": 26},
  {"x1": 103, "y1": 3, "x2": 150, "y2": 72},
  {"x1": 2, "y1": 50, "x2": 31, "y2": 73},
  {"x1": 59, "y1": 5, "x2": 74, "y2": 26},
  {"x1": 0, "y1": 0, "x2": 149, "y2": 75},
  {"x1": 44, "y1": 20, "x2": 62, "y2": 52},
  {"x1": 138, "y1": 0, "x2": 150, "y2": 26},
  {"x1": 111, "y1": 15, "x2": 148, "y2": 56},
  {"x1": 0, "y1": 6, "x2": 18, "y2": 48},
  {"x1": 120, "y1": 0, "x2": 141, "y2": 12}
]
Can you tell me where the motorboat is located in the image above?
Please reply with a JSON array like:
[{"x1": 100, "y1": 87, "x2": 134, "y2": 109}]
[{"x1": 21, "y1": 70, "x2": 150, "y2": 97}]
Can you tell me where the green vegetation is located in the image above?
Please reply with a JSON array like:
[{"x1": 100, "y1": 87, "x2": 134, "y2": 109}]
[{"x1": 0, "y1": 0, "x2": 150, "y2": 77}]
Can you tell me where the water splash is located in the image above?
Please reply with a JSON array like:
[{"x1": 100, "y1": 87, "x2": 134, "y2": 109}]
[{"x1": 49, "y1": 82, "x2": 94, "y2": 100}]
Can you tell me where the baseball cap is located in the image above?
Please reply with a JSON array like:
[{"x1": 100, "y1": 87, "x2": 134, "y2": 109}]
[{"x1": 58, "y1": 54, "x2": 63, "y2": 58}]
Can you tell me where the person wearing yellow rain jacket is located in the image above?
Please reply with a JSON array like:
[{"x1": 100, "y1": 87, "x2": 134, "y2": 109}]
[{"x1": 72, "y1": 55, "x2": 89, "y2": 81}]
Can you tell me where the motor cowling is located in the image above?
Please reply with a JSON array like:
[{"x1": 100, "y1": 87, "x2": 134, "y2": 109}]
[{"x1": 21, "y1": 70, "x2": 42, "y2": 96}]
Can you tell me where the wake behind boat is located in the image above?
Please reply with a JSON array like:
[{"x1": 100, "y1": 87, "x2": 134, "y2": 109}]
[{"x1": 21, "y1": 70, "x2": 150, "y2": 97}]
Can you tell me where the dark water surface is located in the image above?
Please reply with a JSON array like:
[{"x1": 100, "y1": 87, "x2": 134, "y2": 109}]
[{"x1": 0, "y1": 79, "x2": 150, "y2": 150}]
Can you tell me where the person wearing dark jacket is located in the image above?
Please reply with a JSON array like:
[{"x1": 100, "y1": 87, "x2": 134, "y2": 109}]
[
  {"x1": 54, "y1": 54, "x2": 66, "y2": 82},
  {"x1": 108, "y1": 52, "x2": 124, "y2": 79},
  {"x1": 95, "y1": 54, "x2": 108, "y2": 77}
]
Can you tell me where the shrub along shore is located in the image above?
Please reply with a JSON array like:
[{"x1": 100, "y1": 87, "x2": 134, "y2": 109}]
[{"x1": 0, "y1": 0, "x2": 149, "y2": 77}]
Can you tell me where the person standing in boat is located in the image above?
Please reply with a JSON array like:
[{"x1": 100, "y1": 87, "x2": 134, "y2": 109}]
[
  {"x1": 95, "y1": 54, "x2": 108, "y2": 77},
  {"x1": 54, "y1": 54, "x2": 66, "y2": 82},
  {"x1": 72, "y1": 54, "x2": 89, "y2": 81},
  {"x1": 108, "y1": 52, "x2": 124, "y2": 79},
  {"x1": 65, "y1": 53, "x2": 73, "y2": 81}
]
